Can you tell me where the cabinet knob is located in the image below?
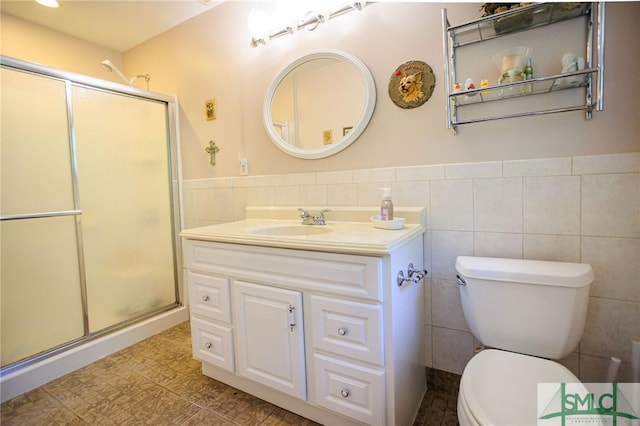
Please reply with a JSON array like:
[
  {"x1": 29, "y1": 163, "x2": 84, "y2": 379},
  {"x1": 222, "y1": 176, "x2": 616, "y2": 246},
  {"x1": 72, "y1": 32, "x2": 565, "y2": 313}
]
[
  {"x1": 205, "y1": 342, "x2": 212, "y2": 349},
  {"x1": 337, "y1": 327, "x2": 347, "y2": 336},
  {"x1": 202, "y1": 295, "x2": 209, "y2": 302},
  {"x1": 340, "y1": 389, "x2": 350, "y2": 398}
]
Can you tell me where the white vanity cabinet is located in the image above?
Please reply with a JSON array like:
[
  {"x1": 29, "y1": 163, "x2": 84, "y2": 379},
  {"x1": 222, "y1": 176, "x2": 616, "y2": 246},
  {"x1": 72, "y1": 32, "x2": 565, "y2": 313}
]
[{"x1": 183, "y1": 221, "x2": 426, "y2": 426}]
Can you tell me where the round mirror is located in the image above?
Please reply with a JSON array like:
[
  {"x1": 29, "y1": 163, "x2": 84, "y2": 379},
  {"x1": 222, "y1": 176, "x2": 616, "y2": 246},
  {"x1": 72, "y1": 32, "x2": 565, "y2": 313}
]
[{"x1": 263, "y1": 50, "x2": 376, "y2": 159}]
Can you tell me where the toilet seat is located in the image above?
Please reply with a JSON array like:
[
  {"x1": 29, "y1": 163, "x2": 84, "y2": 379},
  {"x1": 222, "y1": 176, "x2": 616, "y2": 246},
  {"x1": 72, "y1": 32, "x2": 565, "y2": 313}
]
[{"x1": 458, "y1": 349, "x2": 580, "y2": 426}]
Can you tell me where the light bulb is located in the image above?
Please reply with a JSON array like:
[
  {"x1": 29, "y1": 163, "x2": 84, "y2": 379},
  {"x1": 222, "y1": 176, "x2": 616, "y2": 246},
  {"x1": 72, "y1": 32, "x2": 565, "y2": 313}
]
[{"x1": 35, "y1": 0, "x2": 59, "y2": 8}]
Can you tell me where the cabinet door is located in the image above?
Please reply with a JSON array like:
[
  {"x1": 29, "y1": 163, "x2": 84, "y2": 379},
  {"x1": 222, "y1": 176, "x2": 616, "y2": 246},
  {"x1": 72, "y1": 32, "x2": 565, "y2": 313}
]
[{"x1": 233, "y1": 281, "x2": 306, "y2": 400}]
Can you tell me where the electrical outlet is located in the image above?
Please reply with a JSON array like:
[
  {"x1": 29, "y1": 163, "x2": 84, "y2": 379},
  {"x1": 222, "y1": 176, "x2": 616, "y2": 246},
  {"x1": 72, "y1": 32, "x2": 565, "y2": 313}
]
[{"x1": 239, "y1": 158, "x2": 248, "y2": 176}]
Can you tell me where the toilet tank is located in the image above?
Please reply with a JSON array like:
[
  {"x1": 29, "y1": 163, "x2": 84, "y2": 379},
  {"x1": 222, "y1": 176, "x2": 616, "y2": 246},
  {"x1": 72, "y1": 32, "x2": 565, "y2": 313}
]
[{"x1": 455, "y1": 256, "x2": 594, "y2": 359}]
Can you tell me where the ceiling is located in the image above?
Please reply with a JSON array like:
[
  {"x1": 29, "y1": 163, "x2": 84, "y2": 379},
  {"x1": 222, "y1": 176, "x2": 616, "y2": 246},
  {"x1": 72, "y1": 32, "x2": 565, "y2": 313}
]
[{"x1": 0, "y1": 0, "x2": 225, "y2": 52}]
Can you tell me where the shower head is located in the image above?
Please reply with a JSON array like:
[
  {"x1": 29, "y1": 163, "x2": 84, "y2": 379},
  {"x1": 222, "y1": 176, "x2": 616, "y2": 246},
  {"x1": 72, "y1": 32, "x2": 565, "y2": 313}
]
[{"x1": 100, "y1": 59, "x2": 132, "y2": 86}]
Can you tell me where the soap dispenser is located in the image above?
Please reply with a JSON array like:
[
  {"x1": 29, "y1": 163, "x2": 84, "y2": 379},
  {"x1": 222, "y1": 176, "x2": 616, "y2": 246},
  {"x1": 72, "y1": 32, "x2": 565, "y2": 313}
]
[{"x1": 380, "y1": 187, "x2": 394, "y2": 221}]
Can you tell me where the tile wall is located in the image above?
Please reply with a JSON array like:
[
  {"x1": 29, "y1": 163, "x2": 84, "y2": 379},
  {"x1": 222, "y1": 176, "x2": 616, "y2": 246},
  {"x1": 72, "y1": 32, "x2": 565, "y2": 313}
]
[{"x1": 182, "y1": 152, "x2": 640, "y2": 381}]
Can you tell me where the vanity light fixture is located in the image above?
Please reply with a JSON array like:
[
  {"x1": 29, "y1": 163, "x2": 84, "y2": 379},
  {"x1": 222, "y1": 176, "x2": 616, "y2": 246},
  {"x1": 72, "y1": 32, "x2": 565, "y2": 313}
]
[
  {"x1": 249, "y1": 1, "x2": 368, "y2": 47},
  {"x1": 35, "y1": 0, "x2": 59, "y2": 8}
]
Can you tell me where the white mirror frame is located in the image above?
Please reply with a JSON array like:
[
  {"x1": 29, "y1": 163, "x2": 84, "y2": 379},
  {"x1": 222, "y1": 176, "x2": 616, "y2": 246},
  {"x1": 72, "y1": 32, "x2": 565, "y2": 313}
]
[{"x1": 263, "y1": 50, "x2": 376, "y2": 159}]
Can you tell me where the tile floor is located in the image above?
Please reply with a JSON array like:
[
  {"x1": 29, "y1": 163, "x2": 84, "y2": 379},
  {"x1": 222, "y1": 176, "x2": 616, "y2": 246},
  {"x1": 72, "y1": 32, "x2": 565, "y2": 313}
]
[{"x1": 1, "y1": 321, "x2": 459, "y2": 425}]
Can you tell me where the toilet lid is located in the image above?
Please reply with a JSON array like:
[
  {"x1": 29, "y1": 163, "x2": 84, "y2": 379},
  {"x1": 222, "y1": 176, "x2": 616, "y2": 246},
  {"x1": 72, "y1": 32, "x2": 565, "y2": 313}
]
[{"x1": 460, "y1": 349, "x2": 580, "y2": 426}]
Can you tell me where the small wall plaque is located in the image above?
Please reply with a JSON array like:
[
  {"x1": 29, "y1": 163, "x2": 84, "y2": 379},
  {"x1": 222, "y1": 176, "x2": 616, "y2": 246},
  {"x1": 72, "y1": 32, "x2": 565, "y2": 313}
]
[
  {"x1": 205, "y1": 98, "x2": 217, "y2": 121},
  {"x1": 388, "y1": 60, "x2": 436, "y2": 109},
  {"x1": 322, "y1": 129, "x2": 333, "y2": 145}
]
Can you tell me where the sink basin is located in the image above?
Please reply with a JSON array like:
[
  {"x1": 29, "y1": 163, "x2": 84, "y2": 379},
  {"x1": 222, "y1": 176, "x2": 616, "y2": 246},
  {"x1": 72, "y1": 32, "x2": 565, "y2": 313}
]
[{"x1": 251, "y1": 225, "x2": 334, "y2": 236}]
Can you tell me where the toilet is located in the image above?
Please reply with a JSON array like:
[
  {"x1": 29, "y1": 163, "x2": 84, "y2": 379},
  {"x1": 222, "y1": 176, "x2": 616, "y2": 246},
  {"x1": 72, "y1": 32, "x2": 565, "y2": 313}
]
[{"x1": 455, "y1": 256, "x2": 594, "y2": 426}]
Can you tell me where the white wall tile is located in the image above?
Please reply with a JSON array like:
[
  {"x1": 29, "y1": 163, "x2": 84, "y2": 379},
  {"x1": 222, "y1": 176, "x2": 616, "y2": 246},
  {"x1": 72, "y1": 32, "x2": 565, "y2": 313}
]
[
  {"x1": 327, "y1": 183, "x2": 357, "y2": 206},
  {"x1": 353, "y1": 167, "x2": 396, "y2": 183},
  {"x1": 474, "y1": 232, "x2": 523, "y2": 258},
  {"x1": 299, "y1": 184, "x2": 328, "y2": 206},
  {"x1": 316, "y1": 170, "x2": 353, "y2": 184},
  {"x1": 582, "y1": 236, "x2": 640, "y2": 302},
  {"x1": 210, "y1": 177, "x2": 235, "y2": 188},
  {"x1": 523, "y1": 176, "x2": 581, "y2": 235},
  {"x1": 234, "y1": 176, "x2": 256, "y2": 188},
  {"x1": 274, "y1": 185, "x2": 299, "y2": 206},
  {"x1": 282, "y1": 172, "x2": 316, "y2": 186},
  {"x1": 573, "y1": 152, "x2": 640, "y2": 175},
  {"x1": 580, "y1": 297, "x2": 640, "y2": 363},
  {"x1": 445, "y1": 161, "x2": 502, "y2": 179},
  {"x1": 184, "y1": 178, "x2": 212, "y2": 189},
  {"x1": 357, "y1": 182, "x2": 393, "y2": 206},
  {"x1": 503, "y1": 157, "x2": 571, "y2": 177},
  {"x1": 391, "y1": 181, "x2": 429, "y2": 208},
  {"x1": 432, "y1": 327, "x2": 475, "y2": 375},
  {"x1": 254, "y1": 174, "x2": 283, "y2": 187},
  {"x1": 523, "y1": 234, "x2": 580, "y2": 262},
  {"x1": 430, "y1": 180, "x2": 473, "y2": 231},
  {"x1": 424, "y1": 278, "x2": 432, "y2": 325},
  {"x1": 431, "y1": 230, "x2": 474, "y2": 279},
  {"x1": 581, "y1": 173, "x2": 640, "y2": 238},
  {"x1": 211, "y1": 188, "x2": 234, "y2": 222},
  {"x1": 248, "y1": 186, "x2": 275, "y2": 206},
  {"x1": 424, "y1": 325, "x2": 433, "y2": 368},
  {"x1": 558, "y1": 352, "x2": 580, "y2": 378},
  {"x1": 396, "y1": 164, "x2": 445, "y2": 181},
  {"x1": 183, "y1": 218, "x2": 200, "y2": 229},
  {"x1": 432, "y1": 279, "x2": 469, "y2": 331},
  {"x1": 198, "y1": 188, "x2": 215, "y2": 219},
  {"x1": 232, "y1": 187, "x2": 248, "y2": 220},
  {"x1": 579, "y1": 353, "x2": 634, "y2": 382},
  {"x1": 423, "y1": 231, "x2": 432, "y2": 271},
  {"x1": 473, "y1": 177, "x2": 523, "y2": 233},
  {"x1": 182, "y1": 188, "x2": 199, "y2": 220}
]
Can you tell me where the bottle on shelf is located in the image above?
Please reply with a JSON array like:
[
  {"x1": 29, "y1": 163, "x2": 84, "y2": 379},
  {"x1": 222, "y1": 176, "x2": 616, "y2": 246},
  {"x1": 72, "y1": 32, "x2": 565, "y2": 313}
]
[{"x1": 523, "y1": 58, "x2": 533, "y2": 94}]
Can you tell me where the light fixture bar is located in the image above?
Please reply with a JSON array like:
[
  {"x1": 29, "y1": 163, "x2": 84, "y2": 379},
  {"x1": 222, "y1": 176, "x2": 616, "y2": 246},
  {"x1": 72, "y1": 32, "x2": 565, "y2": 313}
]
[
  {"x1": 35, "y1": 0, "x2": 59, "y2": 8},
  {"x1": 250, "y1": 1, "x2": 369, "y2": 47}
]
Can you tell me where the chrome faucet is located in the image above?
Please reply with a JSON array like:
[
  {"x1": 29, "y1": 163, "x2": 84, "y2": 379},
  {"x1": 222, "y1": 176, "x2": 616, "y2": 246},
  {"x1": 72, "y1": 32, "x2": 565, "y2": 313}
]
[{"x1": 297, "y1": 208, "x2": 331, "y2": 225}]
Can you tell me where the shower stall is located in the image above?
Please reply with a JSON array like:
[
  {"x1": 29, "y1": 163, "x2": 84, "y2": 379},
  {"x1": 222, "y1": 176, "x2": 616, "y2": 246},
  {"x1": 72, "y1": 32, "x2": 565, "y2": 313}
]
[{"x1": 0, "y1": 56, "x2": 186, "y2": 402}]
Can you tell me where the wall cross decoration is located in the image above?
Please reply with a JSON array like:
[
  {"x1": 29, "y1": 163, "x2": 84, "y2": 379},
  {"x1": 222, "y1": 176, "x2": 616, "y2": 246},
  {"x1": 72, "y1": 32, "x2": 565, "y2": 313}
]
[{"x1": 205, "y1": 139, "x2": 220, "y2": 166}]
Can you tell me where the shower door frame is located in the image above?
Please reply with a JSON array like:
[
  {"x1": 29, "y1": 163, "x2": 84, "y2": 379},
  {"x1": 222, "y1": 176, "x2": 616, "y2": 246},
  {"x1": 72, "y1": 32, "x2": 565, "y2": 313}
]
[{"x1": 0, "y1": 55, "x2": 185, "y2": 376}]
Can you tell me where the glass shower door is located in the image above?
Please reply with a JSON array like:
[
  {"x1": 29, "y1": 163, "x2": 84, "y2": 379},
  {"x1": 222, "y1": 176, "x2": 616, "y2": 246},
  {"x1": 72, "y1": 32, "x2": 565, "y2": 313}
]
[
  {"x1": 71, "y1": 86, "x2": 177, "y2": 332},
  {"x1": 2, "y1": 59, "x2": 180, "y2": 371},
  {"x1": 1, "y1": 68, "x2": 85, "y2": 367}
]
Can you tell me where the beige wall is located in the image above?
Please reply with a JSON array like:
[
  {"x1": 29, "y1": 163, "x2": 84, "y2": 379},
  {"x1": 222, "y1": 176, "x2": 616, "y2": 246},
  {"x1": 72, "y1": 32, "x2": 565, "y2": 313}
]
[
  {"x1": 0, "y1": 13, "x2": 124, "y2": 82},
  {"x1": 121, "y1": 1, "x2": 640, "y2": 179},
  {"x1": 3, "y1": 3, "x2": 639, "y2": 179}
]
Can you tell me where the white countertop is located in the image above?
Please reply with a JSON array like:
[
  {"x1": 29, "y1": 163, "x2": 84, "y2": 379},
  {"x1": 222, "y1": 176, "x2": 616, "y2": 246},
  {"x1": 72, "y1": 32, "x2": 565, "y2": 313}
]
[{"x1": 180, "y1": 207, "x2": 426, "y2": 256}]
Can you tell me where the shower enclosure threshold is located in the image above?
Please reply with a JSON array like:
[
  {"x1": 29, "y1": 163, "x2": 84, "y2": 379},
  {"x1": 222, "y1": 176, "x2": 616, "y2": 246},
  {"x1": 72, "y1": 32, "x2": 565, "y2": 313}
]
[{"x1": 0, "y1": 305, "x2": 188, "y2": 403}]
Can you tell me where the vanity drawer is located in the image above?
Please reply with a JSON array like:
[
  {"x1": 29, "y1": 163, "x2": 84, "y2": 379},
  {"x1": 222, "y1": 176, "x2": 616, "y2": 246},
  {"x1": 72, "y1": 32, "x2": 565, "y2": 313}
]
[
  {"x1": 186, "y1": 240, "x2": 383, "y2": 302},
  {"x1": 310, "y1": 295, "x2": 384, "y2": 366},
  {"x1": 313, "y1": 354, "x2": 385, "y2": 426},
  {"x1": 188, "y1": 272, "x2": 231, "y2": 323},
  {"x1": 190, "y1": 317, "x2": 234, "y2": 372}
]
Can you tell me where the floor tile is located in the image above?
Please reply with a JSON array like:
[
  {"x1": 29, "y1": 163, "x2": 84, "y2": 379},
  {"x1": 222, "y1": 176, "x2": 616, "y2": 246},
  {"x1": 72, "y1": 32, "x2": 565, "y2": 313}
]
[{"x1": 1, "y1": 321, "x2": 459, "y2": 425}]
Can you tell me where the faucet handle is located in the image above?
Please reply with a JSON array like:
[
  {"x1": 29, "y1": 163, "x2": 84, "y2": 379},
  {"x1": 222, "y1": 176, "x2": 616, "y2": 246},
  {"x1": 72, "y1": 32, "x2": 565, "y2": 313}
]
[
  {"x1": 297, "y1": 208, "x2": 311, "y2": 218},
  {"x1": 314, "y1": 208, "x2": 331, "y2": 225},
  {"x1": 298, "y1": 208, "x2": 314, "y2": 225}
]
